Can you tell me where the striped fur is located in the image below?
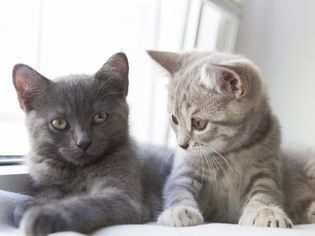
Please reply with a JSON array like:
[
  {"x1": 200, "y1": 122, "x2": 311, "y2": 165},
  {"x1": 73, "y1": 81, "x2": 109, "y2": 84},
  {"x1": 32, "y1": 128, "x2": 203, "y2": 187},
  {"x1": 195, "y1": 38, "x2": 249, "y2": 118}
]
[{"x1": 147, "y1": 50, "x2": 302, "y2": 228}]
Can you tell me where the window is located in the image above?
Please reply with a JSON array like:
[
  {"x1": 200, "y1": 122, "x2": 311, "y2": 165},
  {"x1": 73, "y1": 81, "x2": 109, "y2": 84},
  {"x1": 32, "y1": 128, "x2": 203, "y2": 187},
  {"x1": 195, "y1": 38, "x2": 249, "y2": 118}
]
[{"x1": 0, "y1": 0, "x2": 241, "y2": 158}]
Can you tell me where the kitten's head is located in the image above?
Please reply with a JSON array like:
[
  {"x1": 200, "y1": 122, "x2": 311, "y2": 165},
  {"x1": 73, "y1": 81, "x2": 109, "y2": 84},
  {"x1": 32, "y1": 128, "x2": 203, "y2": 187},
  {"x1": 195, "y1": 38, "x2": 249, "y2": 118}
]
[
  {"x1": 13, "y1": 53, "x2": 129, "y2": 166},
  {"x1": 148, "y1": 50, "x2": 266, "y2": 155}
]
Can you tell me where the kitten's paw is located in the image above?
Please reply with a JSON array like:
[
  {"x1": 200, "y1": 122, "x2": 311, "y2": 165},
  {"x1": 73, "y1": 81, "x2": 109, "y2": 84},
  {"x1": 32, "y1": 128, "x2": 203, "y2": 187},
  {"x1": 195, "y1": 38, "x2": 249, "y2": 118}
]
[
  {"x1": 14, "y1": 199, "x2": 37, "y2": 226},
  {"x1": 307, "y1": 201, "x2": 315, "y2": 223},
  {"x1": 239, "y1": 206, "x2": 293, "y2": 228},
  {"x1": 20, "y1": 206, "x2": 71, "y2": 236},
  {"x1": 157, "y1": 206, "x2": 204, "y2": 227}
]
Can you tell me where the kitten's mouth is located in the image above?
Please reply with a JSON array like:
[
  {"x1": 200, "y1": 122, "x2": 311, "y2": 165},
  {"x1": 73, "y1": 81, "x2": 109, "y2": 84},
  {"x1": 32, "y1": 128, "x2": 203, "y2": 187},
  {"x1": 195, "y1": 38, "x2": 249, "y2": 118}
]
[
  {"x1": 59, "y1": 148, "x2": 103, "y2": 165},
  {"x1": 188, "y1": 143, "x2": 205, "y2": 152}
]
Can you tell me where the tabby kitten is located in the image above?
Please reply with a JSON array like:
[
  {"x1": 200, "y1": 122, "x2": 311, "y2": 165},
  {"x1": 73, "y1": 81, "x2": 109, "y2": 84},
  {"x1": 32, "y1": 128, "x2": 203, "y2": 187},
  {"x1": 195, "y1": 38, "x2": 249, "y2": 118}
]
[
  {"x1": 13, "y1": 53, "x2": 148, "y2": 235},
  {"x1": 282, "y1": 147, "x2": 315, "y2": 224},
  {"x1": 147, "y1": 50, "x2": 295, "y2": 228}
]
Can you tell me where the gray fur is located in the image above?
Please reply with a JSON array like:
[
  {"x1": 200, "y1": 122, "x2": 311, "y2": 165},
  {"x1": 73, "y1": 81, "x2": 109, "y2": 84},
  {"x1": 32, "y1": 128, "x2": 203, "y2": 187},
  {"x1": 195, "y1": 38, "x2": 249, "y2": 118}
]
[
  {"x1": 147, "y1": 50, "x2": 310, "y2": 228},
  {"x1": 282, "y1": 147, "x2": 315, "y2": 224},
  {"x1": 12, "y1": 53, "x2": 173, "y2": 236}
]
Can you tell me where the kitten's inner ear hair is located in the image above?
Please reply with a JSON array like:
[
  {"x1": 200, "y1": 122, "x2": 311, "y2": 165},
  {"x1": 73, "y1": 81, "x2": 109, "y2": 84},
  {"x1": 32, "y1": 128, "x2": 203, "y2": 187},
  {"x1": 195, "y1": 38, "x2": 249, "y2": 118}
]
[
  {"x1": 201, "y1": 64, "x2": 247, "y2": 98},
  {"x1": 96, "y1": 52, "x2": 129, "y2": 97},
  {"x1": 146, "y1": 50, "x2": 183, "y2": 76},
  {"x1": 12, "y1": 64, "x2": 51, "y2": 111},
  {"x1": 97, "y1": 52, "x2": 129, "y2": 79}
]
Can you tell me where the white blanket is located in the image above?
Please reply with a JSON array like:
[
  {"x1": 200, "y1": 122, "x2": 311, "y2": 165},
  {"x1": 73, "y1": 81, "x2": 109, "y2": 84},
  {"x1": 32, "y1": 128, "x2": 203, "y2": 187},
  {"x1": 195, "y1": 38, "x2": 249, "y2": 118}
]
[{"x1": 1, "y1": 190, "x2": 314, "y2": 236}]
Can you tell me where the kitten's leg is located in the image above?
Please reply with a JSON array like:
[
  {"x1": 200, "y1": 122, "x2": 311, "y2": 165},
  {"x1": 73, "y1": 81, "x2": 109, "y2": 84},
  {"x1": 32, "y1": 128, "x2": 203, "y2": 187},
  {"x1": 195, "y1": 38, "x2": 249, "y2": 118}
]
[
  {"x1": 157, "y1": 165, "x2": 204, "y2": 227},
  {"x1": 14, "y1": 198, "x2": 36, "y2": 226},
  {"x1": 239, "y1": 172, "x2": 293, "y2": 228},
  {"x1": 14, "y1": 187, "x2": 63, "y2": 226},
  {"x1": 20, "y1": 187, "x2": 142, "y2": 236}
]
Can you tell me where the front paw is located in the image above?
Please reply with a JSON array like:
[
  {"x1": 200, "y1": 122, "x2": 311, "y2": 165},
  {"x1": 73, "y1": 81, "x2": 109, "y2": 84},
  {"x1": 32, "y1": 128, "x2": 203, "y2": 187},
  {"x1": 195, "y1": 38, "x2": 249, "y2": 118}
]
[
  {"x1": 20, "y1": 206, "x2": 71, "y2": 236},
  {"x1": 239, "y1": 205, "x2": 293, "y2": 228},
  {"x1": 14, "y1": 199, "x2": 37, "y2": 226},
  {"x1": 157, "y1": 206, "x2": 204, "y2": 227}
]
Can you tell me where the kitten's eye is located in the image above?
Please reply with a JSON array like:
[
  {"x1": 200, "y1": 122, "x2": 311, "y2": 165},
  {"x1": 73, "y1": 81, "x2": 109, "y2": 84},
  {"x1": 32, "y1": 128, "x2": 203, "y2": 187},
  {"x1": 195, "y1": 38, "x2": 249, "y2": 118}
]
[
  {"x1": 192, "y1": 118, "x2": 208, "y2": 131},
  {"x1": 51, "y1": 118, "x2": 69, "y2": 130},
  {"x1": 93, "y1": 111, "x2": 108, "y2": 124},
  {"x1": 171, "y1": 115, "x2": 179, "y2": 125}
]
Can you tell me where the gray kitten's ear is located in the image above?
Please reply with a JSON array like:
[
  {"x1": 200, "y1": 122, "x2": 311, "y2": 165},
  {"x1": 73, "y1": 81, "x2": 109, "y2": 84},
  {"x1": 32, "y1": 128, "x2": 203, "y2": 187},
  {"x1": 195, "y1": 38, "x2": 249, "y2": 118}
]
[
  {"x1": 97, "y1": 52, "x2": 129, "y2": 79},
  {"x1": 146, "y1": 50, "x2": 182, "y2": 76},
  {"x1": 200, "y1": 64, "x2": 247, "y2": 98},
  {"x1": 12, "y1": 64, "x2": 51, "y2": 111},
  {"x1": 96, "y1": 52, "x2": 129, "y2": 96}
]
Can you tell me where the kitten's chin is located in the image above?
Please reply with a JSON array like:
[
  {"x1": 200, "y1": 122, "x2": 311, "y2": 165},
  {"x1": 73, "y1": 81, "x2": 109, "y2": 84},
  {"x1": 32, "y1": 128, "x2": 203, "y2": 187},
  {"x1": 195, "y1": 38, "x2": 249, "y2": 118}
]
[
  {"x1": 58, "y1": 149, "x2": 104, "y2": 166},
  {"x1": 65, "y1": 153, "x2": 102, "y2": 166}
]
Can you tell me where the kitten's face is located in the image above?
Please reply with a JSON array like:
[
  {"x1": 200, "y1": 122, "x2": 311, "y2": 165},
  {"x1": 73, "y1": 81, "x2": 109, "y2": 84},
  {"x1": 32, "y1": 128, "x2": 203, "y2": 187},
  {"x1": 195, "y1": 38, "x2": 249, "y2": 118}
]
[
  {"x1": 148, "y1": 51, "x2": 263, "y2": 154},
  {"x1": 168, "y1": 76, "x2": 243, "y2": 154},
  {"x1": 13, "y1": 53, "x2": 129, "y2": 165}
]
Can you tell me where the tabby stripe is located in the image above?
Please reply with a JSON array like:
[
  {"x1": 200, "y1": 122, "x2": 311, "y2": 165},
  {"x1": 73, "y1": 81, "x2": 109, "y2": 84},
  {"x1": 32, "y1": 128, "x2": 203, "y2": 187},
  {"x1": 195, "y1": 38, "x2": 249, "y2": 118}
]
[
  {"x1": 167, "y1": 184, "x2": 196, "y2": 197},
  {"x1": 242, "y1": 172, "x2": 272, "y2": 199},
  {"x1": 243, "y1": 183, "x2": 281, "y2": 207}
]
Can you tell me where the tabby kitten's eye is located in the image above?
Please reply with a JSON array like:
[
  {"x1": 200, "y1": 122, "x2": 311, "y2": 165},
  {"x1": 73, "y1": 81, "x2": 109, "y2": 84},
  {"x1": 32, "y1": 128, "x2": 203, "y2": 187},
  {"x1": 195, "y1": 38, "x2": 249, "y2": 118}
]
[
  {"x1": 171, "y1": 115, "x2": 179, "y2": 125},
  {"x1": 93, "y1": 111, "x2": 108, "y2": 124},
  {"x1": 191, "y1": 118, "x2": 208, "y2": 131},
  {"x1": 51, "y1": 118, "x2": 69, "y2": 130}
]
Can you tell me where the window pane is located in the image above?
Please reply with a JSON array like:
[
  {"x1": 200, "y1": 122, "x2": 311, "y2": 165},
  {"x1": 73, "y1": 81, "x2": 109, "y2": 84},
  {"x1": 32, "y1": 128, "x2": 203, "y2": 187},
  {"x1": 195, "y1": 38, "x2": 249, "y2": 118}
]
[{"x1": 0, "y1": 0, "x2": 190, "y2": 155}]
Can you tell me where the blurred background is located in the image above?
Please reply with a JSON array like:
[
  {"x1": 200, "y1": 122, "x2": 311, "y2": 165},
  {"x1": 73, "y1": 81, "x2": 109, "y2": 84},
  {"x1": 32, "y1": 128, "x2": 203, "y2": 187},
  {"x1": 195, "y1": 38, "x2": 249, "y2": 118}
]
[{"x1": 0, "y1": 0, "x2": 314, "y2": 156}]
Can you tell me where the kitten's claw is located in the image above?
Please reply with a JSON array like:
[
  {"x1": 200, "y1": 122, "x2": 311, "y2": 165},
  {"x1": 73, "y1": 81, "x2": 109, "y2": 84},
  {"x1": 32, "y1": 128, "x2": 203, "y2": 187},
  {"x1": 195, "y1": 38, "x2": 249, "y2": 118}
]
[
  {"x1": 239, "y1": 206, "x2": 293, "y2": 228},
  {"x1": 21, "y1": 206, "x2": 71, "y2": 236},
  {"x1": 157, "y1": 206, "x2": 204, "y2": 227}
]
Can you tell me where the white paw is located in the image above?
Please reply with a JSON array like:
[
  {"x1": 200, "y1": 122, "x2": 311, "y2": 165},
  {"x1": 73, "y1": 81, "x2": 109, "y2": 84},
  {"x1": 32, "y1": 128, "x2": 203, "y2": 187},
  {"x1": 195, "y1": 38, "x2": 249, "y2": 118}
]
[
  {"x1": 157, "y1": 206, "x2": 204, "y2": 227},
  {"x1": 307, "y1": 201, "x2": 315, "y2": 223},
  {"x1": 239, "y1": 206, "x2": 293, "y2": 228}
]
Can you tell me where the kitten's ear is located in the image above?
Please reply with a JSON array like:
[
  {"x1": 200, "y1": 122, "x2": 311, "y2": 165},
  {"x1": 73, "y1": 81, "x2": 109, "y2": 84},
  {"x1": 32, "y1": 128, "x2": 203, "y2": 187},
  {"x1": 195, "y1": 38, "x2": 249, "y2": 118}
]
[
  {"x1": 146, "y1": 50, "x2": 183, "y2": 76},
  {"x1": 200, "y1": 64, "x2": 247, "y2": 98},
  {"x1": 97, "y1": 52, "x2": 129, "y2": 79},
  {"x1": 12, "y1": 64, "x2": 51, "y2": 111},
  {"x1": 96, "y1": 52, "x2": 129, "y2": 96}
]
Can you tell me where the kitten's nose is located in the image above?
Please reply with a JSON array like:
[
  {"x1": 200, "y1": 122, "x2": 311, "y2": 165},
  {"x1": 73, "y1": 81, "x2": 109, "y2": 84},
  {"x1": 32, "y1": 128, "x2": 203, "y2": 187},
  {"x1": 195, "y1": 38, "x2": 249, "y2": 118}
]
[
  {"x1": 76, "y1": 133, "x2": 92, "y2": 152},
  {"x1": 179, "y1": 143, "x2": 189, "y2": 149}
]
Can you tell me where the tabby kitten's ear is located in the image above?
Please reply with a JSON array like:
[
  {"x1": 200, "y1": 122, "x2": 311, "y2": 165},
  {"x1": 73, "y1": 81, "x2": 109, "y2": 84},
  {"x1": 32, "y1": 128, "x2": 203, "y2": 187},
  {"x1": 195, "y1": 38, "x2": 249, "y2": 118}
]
[
  {"x1": 96, "y1": 52, "x2": 129, "y2": 97},
  {"x1": 12, "y1": 64, "x2": 51, "y2": 111},
  {"x1": 146, "y1": 50, "x2": 183, "y2": 76},
  {"x1": 200, "y1": 63, "x2": 248, "y2": 99}
]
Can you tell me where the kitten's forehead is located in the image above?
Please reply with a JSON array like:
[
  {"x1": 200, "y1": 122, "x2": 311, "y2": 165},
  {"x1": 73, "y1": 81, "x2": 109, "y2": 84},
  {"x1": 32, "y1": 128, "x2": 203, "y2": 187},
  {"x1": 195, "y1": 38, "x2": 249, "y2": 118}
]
[
  {"x1": 45, "y1": 74, "x2": 118, "y2": 119},
  {"x1": 168, "y1": 72, "x2": 224, "y2": 119}
]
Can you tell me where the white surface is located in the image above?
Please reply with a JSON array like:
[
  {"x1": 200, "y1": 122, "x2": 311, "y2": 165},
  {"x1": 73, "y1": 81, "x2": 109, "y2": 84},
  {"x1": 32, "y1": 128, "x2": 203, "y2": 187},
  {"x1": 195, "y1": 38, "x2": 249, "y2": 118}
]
[
  {"x1": 3, "y1": 223, "x2": 315, "y2": 236},
  {"x1": 236, "y1": 0, "x2": 315, "y2": 147},
  {"x1": 1, "y1": 189, "x2": 315, "y2": 236},
  {"x1": 93, "y1": 223, "x2": 315, "y2": 236}
]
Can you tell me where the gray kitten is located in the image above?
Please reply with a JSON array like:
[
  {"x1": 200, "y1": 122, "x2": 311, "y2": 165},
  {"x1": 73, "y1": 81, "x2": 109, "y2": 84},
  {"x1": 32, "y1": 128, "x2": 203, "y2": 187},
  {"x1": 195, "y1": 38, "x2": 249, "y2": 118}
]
[
  {"x1": 12, "y1": 53, "x2": 172, "y2": 236},
  {"x1": 148, "y1": 50, "x2": 315, "y2": 228}
]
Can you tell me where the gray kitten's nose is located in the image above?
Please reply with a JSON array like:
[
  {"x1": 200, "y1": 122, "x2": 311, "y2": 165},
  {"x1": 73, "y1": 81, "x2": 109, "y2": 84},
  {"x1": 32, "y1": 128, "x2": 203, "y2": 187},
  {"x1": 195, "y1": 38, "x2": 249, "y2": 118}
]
[
  {"x1": 77, "y1": 140, "x2": 92, "y2": 152},
  {"x1": 179, "y1": 143, "x2": 189, "y2": 149},
  {"x1": 76, "y1": 132, "x2": 92, "y2": 152}
]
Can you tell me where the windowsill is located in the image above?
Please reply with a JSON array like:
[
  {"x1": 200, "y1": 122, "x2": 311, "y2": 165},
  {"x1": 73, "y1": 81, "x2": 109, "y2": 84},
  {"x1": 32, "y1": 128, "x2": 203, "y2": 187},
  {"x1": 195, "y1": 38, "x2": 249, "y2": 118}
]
[
  {"x1": 0, "y1": 164, "x2": 28, "y2": 176},
  {"x1": 0, "y1": 165, "x2": 31, "y2": 194}
]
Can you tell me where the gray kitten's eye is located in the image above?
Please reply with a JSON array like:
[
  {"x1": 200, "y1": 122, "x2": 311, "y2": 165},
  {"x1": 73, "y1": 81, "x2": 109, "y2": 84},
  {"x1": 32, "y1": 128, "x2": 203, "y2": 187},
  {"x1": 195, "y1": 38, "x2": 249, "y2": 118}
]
[
  {"x1": 171, "y1": 115, "x2": 179, "y2": 125},
  {"x1": 51, "y1": 118, "x2": 69, "y2": 130},
  {"x1": 191, "y1": 118, "x2": 208, "y2": 131},
  {"x1": 93, "y1": 111, "x2": 108, "y2": 124}
]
